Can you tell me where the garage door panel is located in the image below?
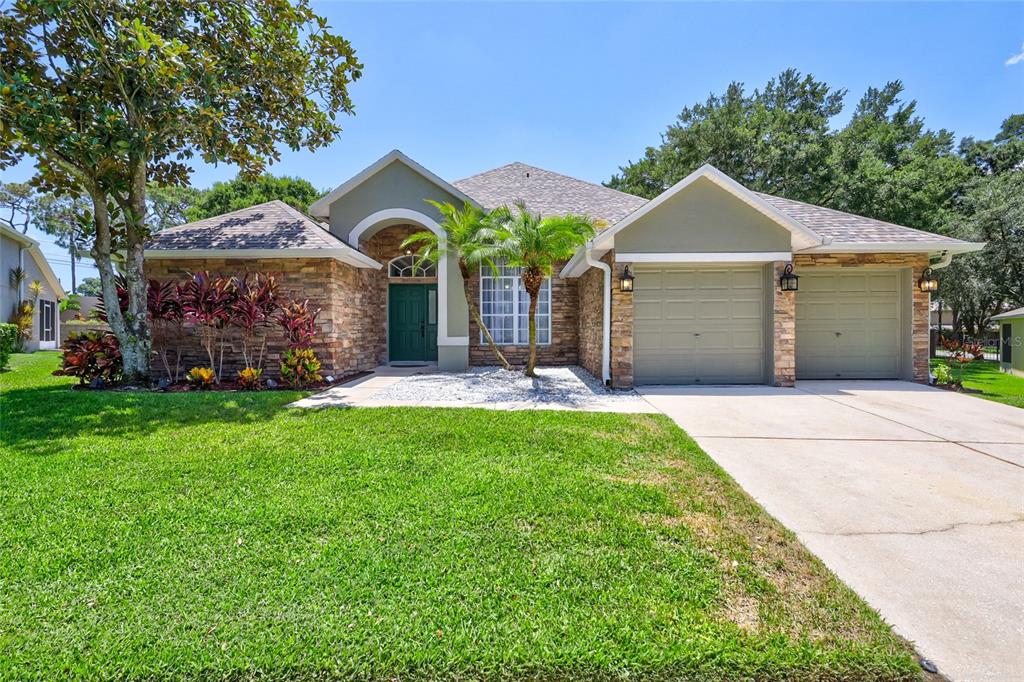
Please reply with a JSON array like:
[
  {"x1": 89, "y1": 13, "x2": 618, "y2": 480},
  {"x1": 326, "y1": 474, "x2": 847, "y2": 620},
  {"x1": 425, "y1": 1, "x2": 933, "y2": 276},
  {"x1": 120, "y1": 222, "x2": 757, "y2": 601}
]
[
  {"x1": 634, "y1": 266, "x2": 765, "y2": 385},
  {"x1": 796, "y1": 270, "x2": 902, "y2": 380}
]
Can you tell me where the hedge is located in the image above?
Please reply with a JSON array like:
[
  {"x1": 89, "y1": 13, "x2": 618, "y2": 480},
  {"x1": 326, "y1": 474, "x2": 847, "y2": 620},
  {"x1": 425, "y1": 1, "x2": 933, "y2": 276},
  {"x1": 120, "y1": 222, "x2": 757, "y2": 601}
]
[{"x1": 0, "y1": 323, "x2": 18, "y2": 370}]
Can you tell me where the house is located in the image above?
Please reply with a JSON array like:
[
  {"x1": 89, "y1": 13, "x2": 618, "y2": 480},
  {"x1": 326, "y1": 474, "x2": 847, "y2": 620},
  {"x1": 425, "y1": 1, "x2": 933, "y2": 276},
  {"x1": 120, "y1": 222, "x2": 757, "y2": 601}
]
[
  {"x1": 992, "y1": 307, "x2": 1024, "y2": 376},
  {"x1": 1, "y1": 221, "x2": 66, "y2": 351},
  {"x1": 146, "y1": 150, "x2": 983, "y2": 387}
]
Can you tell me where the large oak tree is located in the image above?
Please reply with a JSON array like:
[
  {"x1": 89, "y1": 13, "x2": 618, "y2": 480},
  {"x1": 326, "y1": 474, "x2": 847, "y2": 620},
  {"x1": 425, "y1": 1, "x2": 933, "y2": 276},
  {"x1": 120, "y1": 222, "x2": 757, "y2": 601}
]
[{"x1": 1, "y1": 0, "x2": 361, "y2": 383}]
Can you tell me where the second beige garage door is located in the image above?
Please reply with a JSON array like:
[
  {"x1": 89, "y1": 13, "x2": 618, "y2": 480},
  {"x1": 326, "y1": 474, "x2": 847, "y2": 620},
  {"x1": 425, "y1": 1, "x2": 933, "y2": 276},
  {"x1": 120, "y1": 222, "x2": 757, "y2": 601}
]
[
  {"x1": 796, "y1": 270, "x2": 903, "y2": 379},
  {"x1": 633, "y1": 266, "x2": 765, "y2": 384}
]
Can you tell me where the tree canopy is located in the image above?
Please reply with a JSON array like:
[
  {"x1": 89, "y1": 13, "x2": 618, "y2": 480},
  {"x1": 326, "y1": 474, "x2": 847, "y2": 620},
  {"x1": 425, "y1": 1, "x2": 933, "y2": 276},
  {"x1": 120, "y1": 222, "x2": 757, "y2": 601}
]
[
  {"x1": 608, "y1": 69, "x2": 1022, "y2": 332},
  {"x1": 187, "y1": 174, "x2": 323, "y2": 221},
  {"x1": 0, "y1": 0, "x2": 361, "y2": 382}
]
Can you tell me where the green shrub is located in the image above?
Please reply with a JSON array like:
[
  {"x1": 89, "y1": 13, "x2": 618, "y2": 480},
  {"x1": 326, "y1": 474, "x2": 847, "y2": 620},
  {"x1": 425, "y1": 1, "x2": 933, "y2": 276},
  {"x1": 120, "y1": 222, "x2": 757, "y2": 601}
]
[
  {"x1": 933, "y1": 362, "x2": 954, "y2": 386},
  {"x1": 0, "y1": 322, "x2": 18, "y2": 369},
  {"x1": 280, "y1": 348, "x2": 321, "y2": 387}
]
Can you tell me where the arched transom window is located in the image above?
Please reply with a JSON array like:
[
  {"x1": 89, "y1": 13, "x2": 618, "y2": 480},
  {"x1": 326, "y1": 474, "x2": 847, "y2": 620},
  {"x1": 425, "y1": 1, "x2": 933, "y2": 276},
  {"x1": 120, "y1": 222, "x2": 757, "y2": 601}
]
[{"x1": 388, "y1": 255, "x2": 436, "y2": 278}]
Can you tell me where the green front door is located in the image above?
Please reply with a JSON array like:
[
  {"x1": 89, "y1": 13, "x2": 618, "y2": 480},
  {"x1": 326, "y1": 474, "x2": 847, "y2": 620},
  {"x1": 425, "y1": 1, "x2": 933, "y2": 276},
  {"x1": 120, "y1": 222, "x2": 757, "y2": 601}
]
[{"x1": 388, "y1": 284, "x2": 438, "y2": 362}]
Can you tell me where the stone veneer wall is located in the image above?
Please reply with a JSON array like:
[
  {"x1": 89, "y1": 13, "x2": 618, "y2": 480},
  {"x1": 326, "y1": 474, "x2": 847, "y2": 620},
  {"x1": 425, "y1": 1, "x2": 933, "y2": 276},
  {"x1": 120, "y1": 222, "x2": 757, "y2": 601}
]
[
  {"x1": 576, "y1": 261, "x2": 605, "y2": 380},
  {"x1": 609, "y1": 256, "x2": 635, "y2": 389},
  {"x1": 359, "y1": 224, "x2": 437, "y2": 365},
  {"x1": 792, "y1": 252, "x2": 931, "y2": 383},
  {"x1": 772, "y1": 261, "x2": 797, "y2": 387},
  {"x1": 467, "y1": 262, "x2": 579, "y2": 367},
  {"x1": 145, "y1": 257, "x2": 379, "y2": 380}
]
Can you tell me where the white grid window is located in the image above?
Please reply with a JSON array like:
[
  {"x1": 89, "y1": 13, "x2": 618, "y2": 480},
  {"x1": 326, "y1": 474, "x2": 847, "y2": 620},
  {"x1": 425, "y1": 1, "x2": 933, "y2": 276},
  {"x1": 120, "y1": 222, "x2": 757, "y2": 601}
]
[
  {"x1": 389, "y1": 255, "x2": 436, "y2": 278},
  {"x1": 480, "y1": 264, "x2": 551, "y2": 345}
]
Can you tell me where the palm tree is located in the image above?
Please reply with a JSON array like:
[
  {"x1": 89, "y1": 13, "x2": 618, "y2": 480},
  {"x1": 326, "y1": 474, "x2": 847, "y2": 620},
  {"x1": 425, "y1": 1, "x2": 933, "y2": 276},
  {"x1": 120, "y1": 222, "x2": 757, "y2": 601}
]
[
  {"x1": 401, "y1": 200, "x2": 512, "y2": 370},
  {"x1": 489, "y1": 201, "x2": 597, "y2": 377}
]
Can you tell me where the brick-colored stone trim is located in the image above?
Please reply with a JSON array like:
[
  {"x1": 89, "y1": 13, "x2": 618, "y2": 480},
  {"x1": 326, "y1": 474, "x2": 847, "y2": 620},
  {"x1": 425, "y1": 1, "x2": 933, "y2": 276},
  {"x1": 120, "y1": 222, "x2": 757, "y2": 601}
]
[{"x1": 609, "y1": 256, "x2": 634, "y2": 389}]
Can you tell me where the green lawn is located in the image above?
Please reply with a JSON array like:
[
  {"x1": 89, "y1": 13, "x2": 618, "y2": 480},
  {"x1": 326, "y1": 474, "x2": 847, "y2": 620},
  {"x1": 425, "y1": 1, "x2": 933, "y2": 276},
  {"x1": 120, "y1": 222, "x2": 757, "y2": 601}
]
[
  {"x1": 1, "y1": 352, "x2": 920, "y2": 681},
  {"x1": 931, "y1": 358, "x2": 1024, "y2": 409}
]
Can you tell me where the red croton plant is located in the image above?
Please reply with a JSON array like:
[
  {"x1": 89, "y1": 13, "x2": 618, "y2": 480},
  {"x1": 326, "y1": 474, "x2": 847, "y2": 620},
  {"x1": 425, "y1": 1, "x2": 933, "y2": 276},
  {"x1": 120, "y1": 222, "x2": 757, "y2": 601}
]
[{"x1": 53, "y1": 331, "x2": 123, "y2": 385}]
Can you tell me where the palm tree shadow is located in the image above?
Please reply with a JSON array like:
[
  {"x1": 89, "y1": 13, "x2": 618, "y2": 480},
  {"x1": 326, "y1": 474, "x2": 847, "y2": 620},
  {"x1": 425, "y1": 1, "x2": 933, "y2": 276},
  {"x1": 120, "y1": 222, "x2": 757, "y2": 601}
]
[{"x1": 1, "y1": 383, "x2": 305, "y2": 456}]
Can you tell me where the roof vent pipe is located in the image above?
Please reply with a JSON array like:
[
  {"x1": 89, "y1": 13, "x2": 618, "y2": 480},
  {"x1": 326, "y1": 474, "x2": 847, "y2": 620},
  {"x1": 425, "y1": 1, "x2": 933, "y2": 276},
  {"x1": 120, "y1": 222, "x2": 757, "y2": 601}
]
[{"x1": 583, "y1": 248, "x2": 612, "y2": 385}]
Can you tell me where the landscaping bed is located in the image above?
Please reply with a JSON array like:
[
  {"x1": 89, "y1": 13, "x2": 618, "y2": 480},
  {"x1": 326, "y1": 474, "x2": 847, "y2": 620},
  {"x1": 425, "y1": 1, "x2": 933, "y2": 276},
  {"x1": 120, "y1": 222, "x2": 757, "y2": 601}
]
[
  {"x1": 1, "y1": 352, "x2": 923, "y2": 680},
  {"x1": 930, "y1": 359, "x2": 1024, "y2": 409}
]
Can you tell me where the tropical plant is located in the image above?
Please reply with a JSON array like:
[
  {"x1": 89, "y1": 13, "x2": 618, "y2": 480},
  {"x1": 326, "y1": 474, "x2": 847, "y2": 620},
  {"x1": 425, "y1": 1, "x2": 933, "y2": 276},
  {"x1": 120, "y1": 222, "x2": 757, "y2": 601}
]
[
  {"x1": 280, "y1": 348, "x2": 321, "y2": 388},
  {"x1": 60, "y1": 294, "x2": 81, "y2": 313},
  {"x1": 0, "y1": 322, "x2": 18, "y2": 370},
  {"x1": 939, "y1": 338, "x2": 983, "y2": 387},
  {"x1": 186, "y1": 366, "x2": 216, "y2": 390},
  {"x1": 52, "y1": 331, "x2": 122, "y2": 385},
  {"x1": 179, "y1": 272, "x2": 236, "y2": 381},
  {"x1": 402, "y1": 200, "x2": 511, "y2": 370},
  {"x1": 488, "y1": 201, "x2": 598, "y2": 376},
  {"x1": 8, "y1": 266, "x2": 26, "y2": 291},
  {"x1": 27, "y1": 280, "x2": 42, "y2": 302},
  {"x1": 276, "y1": 299, "x2": 321, "y2": 350},
  {"x1": 1, "y1": 0, "x2": 361, "y2": 384},
  {"x1": 237, "y1": 367, "x2": 263, "y2": 391},
  {"x1": 230, "y1": 273, "x2": 280, "y2": 370},
  {"x1": 8, "y1": 301, "x2": 33, "y2": 348},
  {"x1": 932, "y1": 363, "x2": 953, "y2": 386}
]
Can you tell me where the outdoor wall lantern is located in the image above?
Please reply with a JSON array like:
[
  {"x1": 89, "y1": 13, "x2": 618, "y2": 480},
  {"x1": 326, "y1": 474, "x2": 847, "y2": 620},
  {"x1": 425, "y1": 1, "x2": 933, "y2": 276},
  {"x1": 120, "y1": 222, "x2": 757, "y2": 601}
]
[
  {"x1": 619, "y1": 265, "x2": 635, "y2": 293},
  {"x1": 779, "y1": 264, "x2": 799, "y2": 292},
  {"x1": 918, "y1": 267, "x2": 939, "y2": 292}
]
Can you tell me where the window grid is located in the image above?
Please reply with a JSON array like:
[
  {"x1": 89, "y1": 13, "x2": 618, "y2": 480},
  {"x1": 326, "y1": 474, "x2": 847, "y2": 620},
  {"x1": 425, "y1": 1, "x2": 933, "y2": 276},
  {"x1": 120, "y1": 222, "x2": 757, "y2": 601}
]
[
  {"x1": 480, "y1": 265, "x2": 551, "y2": 346},
  {"x1": 388, "y1": 255, "x2": 436, "y2": 278}
]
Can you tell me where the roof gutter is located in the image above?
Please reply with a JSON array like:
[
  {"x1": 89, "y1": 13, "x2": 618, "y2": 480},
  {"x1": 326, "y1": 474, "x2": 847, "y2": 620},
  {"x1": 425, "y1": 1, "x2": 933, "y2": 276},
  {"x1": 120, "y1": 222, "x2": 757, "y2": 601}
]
[{"x1": 583, "y1": 248, "x2": 612, "y2": 385}]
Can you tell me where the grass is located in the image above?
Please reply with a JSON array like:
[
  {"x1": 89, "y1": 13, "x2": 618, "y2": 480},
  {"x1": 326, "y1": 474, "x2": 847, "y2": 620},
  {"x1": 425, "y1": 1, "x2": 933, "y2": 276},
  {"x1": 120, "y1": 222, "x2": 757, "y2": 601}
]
[
  {"x1": 1, "y1": 352, "x2": 920, "y2": 681},
  {"x1": 930, "y1": 358, "x2": 1024, "y2": 409}
]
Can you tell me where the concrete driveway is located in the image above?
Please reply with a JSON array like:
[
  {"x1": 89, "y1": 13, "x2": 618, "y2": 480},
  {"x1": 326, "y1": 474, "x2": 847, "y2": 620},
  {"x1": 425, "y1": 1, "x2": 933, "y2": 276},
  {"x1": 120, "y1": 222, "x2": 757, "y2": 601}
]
[{"x1": 638, "y1": 381, "x2": 1024, "y2": 682}]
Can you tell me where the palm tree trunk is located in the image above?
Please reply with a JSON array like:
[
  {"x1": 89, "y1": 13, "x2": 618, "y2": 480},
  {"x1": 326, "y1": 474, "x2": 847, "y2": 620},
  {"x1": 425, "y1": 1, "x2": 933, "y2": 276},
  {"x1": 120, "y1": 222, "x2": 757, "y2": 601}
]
[
  {"x1": 461, "y1": 261, "x2": 511, "y2": 370},
  {"x1": 521, "y1": 267, "x2": 544, "y2": 377}
]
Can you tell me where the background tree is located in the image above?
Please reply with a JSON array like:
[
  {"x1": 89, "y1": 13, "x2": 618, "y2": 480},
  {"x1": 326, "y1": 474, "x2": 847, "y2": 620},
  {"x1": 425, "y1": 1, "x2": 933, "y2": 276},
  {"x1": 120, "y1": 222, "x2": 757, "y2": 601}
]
[
  {"x1": 77, "y1": 277, "x2": 103, "y2": 297},
  {"x1": 1, "y1": 0, "x2": 361, "y2": 383},
  {"x1": 187, "y1": 174, "x2": 322, "y2": 221},
  {"x1": 32, "y1": 192, "x2": 93, "y2": 294},
  {"x1": 0, "y1": 181, "x2": 34, "y2": 233},
  {"x1": 148, "y1": 184, "x2": 200, "y2": 231},
  {"x1": 490, "y1": 202, "x2": 596, "y2": 377}
]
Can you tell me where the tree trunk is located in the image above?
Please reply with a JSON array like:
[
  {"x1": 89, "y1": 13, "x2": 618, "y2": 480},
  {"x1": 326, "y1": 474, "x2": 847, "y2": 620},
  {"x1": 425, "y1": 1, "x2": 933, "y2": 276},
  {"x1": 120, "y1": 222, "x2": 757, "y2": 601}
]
[
  {"x1": 461, "y1": 261, "x2": 510, "y2": 370},
  {"x1": 521, "y1": 266, "x2": 544, "y2": 377}
]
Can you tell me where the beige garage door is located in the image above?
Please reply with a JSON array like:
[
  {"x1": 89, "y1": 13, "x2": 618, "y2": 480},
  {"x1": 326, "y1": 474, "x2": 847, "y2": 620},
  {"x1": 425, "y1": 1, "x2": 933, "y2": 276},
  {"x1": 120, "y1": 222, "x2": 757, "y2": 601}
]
[
  {"x1": 796, "y1": 270, "x2": 902, "y2": 379},
  {"x1": 633, "y1": 266, "x2": 765, "y2": 384}
]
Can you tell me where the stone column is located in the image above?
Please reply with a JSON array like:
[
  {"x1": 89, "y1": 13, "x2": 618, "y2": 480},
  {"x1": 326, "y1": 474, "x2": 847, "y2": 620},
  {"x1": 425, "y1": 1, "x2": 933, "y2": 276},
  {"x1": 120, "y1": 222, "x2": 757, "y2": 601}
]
[
  {"x1": 610, "y1": 255, "x2": 634, "y2": 389},
  {"x1": 772, "y1": 261, "x2": 796, "y2": 387}
]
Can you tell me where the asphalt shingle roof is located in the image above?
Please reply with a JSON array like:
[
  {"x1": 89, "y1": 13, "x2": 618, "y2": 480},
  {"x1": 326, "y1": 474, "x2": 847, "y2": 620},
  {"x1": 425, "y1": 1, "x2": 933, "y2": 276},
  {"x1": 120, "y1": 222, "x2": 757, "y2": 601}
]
[
  {"x1": 754, "y1": 192, "x2": 963, "y2": 244},
  {"x1": 147, "y1": 200, "x2": 343, "y2": 251},
  {"x1": 453, "y1": 162, "x2": 648, "y2": 224}
]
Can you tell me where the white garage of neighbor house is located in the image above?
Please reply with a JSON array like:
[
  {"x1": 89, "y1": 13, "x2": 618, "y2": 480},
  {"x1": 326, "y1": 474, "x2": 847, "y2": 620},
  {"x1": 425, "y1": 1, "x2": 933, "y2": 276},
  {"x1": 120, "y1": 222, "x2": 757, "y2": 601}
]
[
  {"x1": 145, "y1": 150, "x2": 983, "y2": 387},
  {"x1": 1, "y1": 221, "x2": 66, "y2": 351}
]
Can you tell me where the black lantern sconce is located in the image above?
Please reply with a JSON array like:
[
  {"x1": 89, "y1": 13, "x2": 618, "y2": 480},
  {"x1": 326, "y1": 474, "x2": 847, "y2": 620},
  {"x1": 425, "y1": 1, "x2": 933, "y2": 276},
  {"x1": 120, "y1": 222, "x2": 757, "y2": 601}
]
[
  {"x1": 619, "y1": 265, "x2": 634, "y2": 293},
  {"x1": 918, "y1": 267, "x2": 938, "y2": 293},
  {"x1": 779, "y1": 263, "x2": 799, "y2": 292}
]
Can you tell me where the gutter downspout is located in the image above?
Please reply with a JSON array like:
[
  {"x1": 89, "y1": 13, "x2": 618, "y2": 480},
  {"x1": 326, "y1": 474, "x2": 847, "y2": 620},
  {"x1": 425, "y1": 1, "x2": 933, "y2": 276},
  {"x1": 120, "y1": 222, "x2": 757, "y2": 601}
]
[
  {"x1": 930, "y1": 250, "x2": 953, "y2": 270},
  {"x1": 584, "y1": 248, "x2": 612, "y2": 385}
]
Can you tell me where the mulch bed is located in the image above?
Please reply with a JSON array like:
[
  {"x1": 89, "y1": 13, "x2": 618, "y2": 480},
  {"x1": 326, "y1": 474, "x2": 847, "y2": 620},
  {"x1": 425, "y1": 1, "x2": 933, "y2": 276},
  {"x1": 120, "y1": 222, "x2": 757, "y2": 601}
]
[
  {"x1": 70, "y1": 370, "x2": 373, "y2": 393},
  {"x1": 933, "y1": 382, "x2": 984, "y2": 395}
]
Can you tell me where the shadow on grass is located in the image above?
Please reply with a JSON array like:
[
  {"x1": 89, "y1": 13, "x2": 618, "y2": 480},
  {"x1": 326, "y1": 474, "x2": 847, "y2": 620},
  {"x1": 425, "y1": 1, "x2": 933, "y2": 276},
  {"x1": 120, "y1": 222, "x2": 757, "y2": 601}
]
[{"x1": 1, "y1": 382, "x2": 307, "y2": 456}]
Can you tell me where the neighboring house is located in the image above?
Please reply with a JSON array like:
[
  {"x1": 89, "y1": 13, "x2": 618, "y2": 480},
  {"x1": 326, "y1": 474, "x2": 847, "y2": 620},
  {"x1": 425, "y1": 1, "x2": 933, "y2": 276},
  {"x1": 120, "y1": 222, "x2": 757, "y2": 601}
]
[
  {"x1": 992, "y1": 307, "x2": 1024, "y2": 377},
  {"x1": 145, "y1": 149, "x2": 983, "y2": 387},
  {"x1": 1, "y1": 221, "x2": 66, "y2": 351}
]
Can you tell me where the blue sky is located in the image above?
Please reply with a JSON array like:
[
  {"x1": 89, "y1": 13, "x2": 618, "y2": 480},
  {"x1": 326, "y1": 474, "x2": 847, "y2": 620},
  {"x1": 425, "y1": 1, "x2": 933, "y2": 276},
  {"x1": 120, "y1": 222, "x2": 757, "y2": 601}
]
[{"x1": 4, "y1": 1, "x2": 1023, "y2": 289}]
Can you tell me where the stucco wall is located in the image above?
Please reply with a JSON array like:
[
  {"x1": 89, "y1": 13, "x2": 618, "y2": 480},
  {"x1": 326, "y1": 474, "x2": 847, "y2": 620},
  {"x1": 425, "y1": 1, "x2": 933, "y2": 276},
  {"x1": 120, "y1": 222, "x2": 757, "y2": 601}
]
[
  {"x1": 1000, "y1": 318, "x2": 1024, "y2": 375},
  {"x1": 326, "y1": 161, "x2": 461, "y2": 243},
  {"x1": 615, "y1": 177, "x2": 792, "y2": 254}
]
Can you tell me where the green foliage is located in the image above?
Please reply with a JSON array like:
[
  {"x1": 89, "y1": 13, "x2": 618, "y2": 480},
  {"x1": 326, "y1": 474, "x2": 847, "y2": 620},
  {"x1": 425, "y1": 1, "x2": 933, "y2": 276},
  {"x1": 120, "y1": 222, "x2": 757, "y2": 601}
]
[
  {"x1": 236, "y1": 367, "x2": 263, "y2": 391},
  {"x1": 0, "y1": 322, "x2": 17, "y2": 369},
  {"x1": 0, "y1": 351, "x2": 921, "y2": 680},
  {"x1": 0, "y1": 0, "x2": 362, "y2": 382},
  {"x1": 932, "y1": 362, "x2": 953, "y2": 386},
  {"x1": 59, "y1": 294, "x2": 81, "y2": 312},
  {"x1": 77, "y1": 277, "x2": 103, "y2": 297},
  {"x1": 52, "y1": 331, "x2": 122, "y2": 385},
  {"x1": 147, "y1": 183, "x2": 201, "y2": 231},
  {"x1": 279, "y1": 347, "x2": 321, "y2": 387},
  {"x1": 187, "y1": 174, "x2": 322, "y2": 221},
  {"x1": 931, "y1": 359, "x2": 1024, "y2": 409},
  {"x1": 186, "y1": 366, "x2": 216, "y2": 389}
]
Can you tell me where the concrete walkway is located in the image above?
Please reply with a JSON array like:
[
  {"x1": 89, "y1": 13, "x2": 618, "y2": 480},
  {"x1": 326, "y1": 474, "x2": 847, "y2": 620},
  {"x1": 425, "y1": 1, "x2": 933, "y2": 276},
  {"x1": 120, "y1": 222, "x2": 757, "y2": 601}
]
[{"x1": 638, "y1": 381, "x2": 1024, "y2": 682}]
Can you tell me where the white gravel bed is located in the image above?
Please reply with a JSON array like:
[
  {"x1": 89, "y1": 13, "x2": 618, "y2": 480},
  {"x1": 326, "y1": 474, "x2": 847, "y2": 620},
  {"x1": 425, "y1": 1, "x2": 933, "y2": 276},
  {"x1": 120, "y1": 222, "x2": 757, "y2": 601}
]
[{"x1": 367, "y1": 366, "x2": 647, "y2": 409}]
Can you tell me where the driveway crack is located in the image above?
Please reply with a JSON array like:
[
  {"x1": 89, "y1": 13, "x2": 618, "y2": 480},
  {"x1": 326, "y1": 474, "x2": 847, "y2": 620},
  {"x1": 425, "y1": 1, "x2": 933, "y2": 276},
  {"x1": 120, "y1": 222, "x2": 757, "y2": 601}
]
[{"x1": 800, "y1": 516, "x2": 1024, "y2": 538}]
